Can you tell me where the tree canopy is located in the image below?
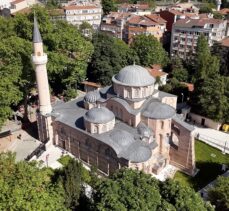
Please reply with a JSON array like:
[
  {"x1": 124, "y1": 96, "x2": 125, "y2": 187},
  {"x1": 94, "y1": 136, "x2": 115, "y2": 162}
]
[
  {"x1": 93, "y1": 168, "x2": 213, "y2": 211},
  {"x1": 0, "y1": 152, "x2": 67, "y2": 210},
  {"x1": 208, "y1": 176, "x2": 229, "y2": 211},
  {"x1": 88, "y1": 32, "x2": 138, "y2": 85},
  {"x1": 131, "y1": 34, "x2": 169, "y2": 67},
  {"x1": 190, "y1": 35, "x2": 228, "y2": 122},
  {"x1": 0, "y1": 6, "x2": 93, "y2": 127},
  {"x1": 101, "y1": 0, "x2": 117, "y2": 15}
]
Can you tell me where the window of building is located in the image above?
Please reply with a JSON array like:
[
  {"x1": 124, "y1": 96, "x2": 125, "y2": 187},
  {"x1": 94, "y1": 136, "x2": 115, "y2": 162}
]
[{"x1": 161, "y1": 121, "x2": 164, "y2": 129}]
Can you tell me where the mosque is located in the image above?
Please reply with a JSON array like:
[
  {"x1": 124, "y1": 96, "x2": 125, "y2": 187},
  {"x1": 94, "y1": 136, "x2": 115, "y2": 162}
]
[{"x1": 32, "y1": 17, "x2": 196, "y2": 176}]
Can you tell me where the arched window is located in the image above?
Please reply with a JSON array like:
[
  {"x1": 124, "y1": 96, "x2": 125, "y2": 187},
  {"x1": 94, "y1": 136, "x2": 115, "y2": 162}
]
[{"x1": 161, "y1": 121, "x2": 164, "y2": 129}]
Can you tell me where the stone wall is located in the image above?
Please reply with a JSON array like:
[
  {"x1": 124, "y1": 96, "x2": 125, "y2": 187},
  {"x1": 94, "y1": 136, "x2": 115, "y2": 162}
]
[
  {"x1": 52, "y1": 121, "x2": 128, "y2": 175},
  {"x1": 169, "y1": 119, "x2": 195, "y2": 175}
]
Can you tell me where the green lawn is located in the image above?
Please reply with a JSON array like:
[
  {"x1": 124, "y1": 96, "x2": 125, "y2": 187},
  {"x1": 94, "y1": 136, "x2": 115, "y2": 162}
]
[{"x1": 174, "y1": 140, "x2": 229, "y2": 190}]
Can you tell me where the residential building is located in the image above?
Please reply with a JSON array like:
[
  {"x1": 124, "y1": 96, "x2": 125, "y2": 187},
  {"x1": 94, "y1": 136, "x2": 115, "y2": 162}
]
[
  {"x1": 64, "y1": 4, "x2": 102, "y2": 29},
  {"x1": 33, "y1": 18, "x2": 196, "y2": 177},
  {"x1": 126, "y1": 14, "x2": 167, "y2": 44},
  {"x1": 171, "y1": 18, "x2": 227, "y2": 58},
  {"x1": 10, "y1": 0, "x2": 28, "y2": 14},
  {"x1": 146, "y1": 64, "x2": 168, "y2": 89},
  {"x1": 0, "y1": 0, "x2": 10, "y2": 10},
  {"x1": 100, "y1": 12, "x2": 133, "y2": 40},
  {"x1": 118, "y1": 3, "x2": 152, "y2": 15},
  {"x1": 101, "y1": 12, "x2": 167, "y2": 44}
]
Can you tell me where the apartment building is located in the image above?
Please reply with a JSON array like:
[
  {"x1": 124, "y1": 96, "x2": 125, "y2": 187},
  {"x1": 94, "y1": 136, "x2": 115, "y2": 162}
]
[
  {"x1": 118, "y1": 3, "x2": 151, "y2": 15},
  {"x1": 64, "y1": 4, "x2": 102, "y2": 29},
  {"x1": 100, "y1": 12, "x2": 133, "y2": 40},
  {"x1": 171, "y1": 18, "x2": 227, "y2": 59},
  {"x1": 127, "y1": 14, "x2": 167, "y2": 43}
]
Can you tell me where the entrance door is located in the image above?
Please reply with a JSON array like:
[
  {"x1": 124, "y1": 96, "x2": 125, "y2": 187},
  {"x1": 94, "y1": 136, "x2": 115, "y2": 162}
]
[{"x1": 201, "y1": 118, "x2": 205, "y2": 126}]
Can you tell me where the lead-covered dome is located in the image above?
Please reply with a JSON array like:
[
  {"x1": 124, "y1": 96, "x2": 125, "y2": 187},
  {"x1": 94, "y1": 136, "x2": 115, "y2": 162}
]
[
  {"x1": 112, "y1": 65, "x2": 155, "y2": 87},
  {"x1": 84, "y1": 107, "x2": 115, "y2": 124},
  {"x1": 142, "y1": 101, "x2": 176, "y2": 119},
  {"x1": 84, "y1": 91, "x2": 100, "y2": 103}
]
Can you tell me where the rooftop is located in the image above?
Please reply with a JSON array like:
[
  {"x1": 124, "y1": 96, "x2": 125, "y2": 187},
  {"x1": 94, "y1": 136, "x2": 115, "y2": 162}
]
[
  {"x1": 220, "y1": 37, "x2": 229, "y2": 48},
  {"x1": 64, "y1": 5, "x2": 100, "y2": 10}
]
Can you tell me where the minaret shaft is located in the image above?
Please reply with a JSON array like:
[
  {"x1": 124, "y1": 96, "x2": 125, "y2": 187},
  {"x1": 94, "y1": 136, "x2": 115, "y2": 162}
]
[{"x1": 32, "y1": 18, "x2": 52, "y2": 115}]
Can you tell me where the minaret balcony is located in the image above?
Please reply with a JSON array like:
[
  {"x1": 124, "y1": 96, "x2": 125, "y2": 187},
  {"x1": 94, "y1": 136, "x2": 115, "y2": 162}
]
[{"x1": 31, "y1": 53, "x2": 48, "y2": 65}]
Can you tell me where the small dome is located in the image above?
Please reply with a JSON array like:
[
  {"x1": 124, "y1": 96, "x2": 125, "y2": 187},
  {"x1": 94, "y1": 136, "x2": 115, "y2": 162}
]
[
  {"x1": 84, "y1": 91, "x2": 100, "y2": 103},
  {"x1": 84, "y1": 107, "x2": 114, "y2": 124},
  {"x1": 123, "y1": 143, "x2": 152, "y2": 163},
  {"x1": 142, "y1": 102, "x2": 176, "y2": 119},
  {"x1": 112, "y1": 65, "x2": 155, "y2": 87},
  {"x1": 137, "y1": 122, "x2": 152, "y2": 138},
  {"x1": 110, "y1": 130, "x2": 135, "y2": 148}
]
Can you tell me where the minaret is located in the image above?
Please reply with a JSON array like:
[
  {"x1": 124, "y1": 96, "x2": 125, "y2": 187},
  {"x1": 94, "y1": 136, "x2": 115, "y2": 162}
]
[
  {"x1": 32, "y1": 16, "x2": 52, "y2": 115},
  {"x1": 216, "y1": 0, "x2": 221, "y2": 11}
]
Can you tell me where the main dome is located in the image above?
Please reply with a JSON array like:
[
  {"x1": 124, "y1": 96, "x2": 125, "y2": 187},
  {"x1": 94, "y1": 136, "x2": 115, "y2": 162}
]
[
  {"x1": 112, "y1": 65, "x2": 155, "y2": 87},
  {"x1": 84, "y1": 107, "x2": 115, "y2": 124}
]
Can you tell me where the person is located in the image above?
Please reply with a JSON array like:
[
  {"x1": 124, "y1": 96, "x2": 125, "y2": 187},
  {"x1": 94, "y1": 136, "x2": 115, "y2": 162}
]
[{"x1": 197, "y1": 133, "x2": 200, "y2": 139}]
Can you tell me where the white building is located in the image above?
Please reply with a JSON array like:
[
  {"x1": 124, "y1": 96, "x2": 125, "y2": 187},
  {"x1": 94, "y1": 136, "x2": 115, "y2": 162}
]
[
  {"x1": 0, "y1": 0, "x2": 10, "y2": 10},
  {"x1": 64, "y1": 5, "x2": 102, "y2": 29},
  {"x1": 171, "y1": 17, "x2": 227, "y2": 59}
]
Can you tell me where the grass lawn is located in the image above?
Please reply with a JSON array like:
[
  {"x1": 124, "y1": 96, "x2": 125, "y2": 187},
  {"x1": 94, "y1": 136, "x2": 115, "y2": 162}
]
[{"x1": 174, "y1": 140, "x2": 229, "y2": 191}]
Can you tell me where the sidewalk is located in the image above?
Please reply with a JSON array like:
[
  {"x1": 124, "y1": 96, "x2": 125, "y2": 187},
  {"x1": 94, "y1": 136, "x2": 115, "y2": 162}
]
[{"x1": 194, "y1": 127, "x2": 229, "y2": 154}]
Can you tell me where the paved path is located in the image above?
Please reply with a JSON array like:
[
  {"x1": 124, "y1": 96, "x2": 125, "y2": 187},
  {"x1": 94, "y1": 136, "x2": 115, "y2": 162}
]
[{"x1": 194, "y1": 127, "x2": 229, "y2": 154}]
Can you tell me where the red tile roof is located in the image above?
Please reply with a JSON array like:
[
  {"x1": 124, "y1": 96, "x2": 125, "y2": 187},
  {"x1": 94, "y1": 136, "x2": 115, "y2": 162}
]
[
  {"x1": 81, "y1": 81, "x2": 101, "y2": 88},
  {"x1": 181, "y1": 82, "x2": 194, "y2": 92},
  {"x1": 11, "y1": 0, "x2": 25, "y2": 4},
  {"x1": 146, "y1": 65, "x2": 167, "y2": 77},
  {"x1": 220, "y1": 37, "x2": 229, "y2": 47},
  {"x1": 219, "y1": 8, "x2": 229, "y2": 15},
  {"x1": 145, "y1": 14, "x2": 167, "y2": 24}
]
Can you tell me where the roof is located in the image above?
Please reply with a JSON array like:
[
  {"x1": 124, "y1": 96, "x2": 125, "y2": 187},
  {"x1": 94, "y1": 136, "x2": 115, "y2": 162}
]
[
  {"x1": 219, "y1": 8, "x2": 229, "y2": 15},
  {"x1": 174, "y1": 17, "x2": 226, "y2": 28},
  {"x1": 112, "y1": 65, "x2": 155, "y2": 87},
  {"x1": 81, "y1": 81, "x2": 101, "y2": 88},
  {"x1": 48, "y1": 9, "x2": 65, "y2": 16},
  {"x1": 220, "y1": 37, "x2": 229, "y2": 48},
  {"x1": 180, "y1": 82, "x2": 194, "y2": 92},
  {"x1": 51, "y1": 97, "x2": 156, "y2": 163},
  {"x1": 33, "y1": 16, "x2": 42, "y2": 43},
  {"x1": 142, "y1": 101, "x2": 176, "y2": 119},
  {"x1": 146, "y1": 65, "x2": 167, "y2": 78},
  {"x1": 119, "y1": 3, "x2": 150, "y2": 11},
  {"x1": 64, "y1": 5, "x2": 99, "y2": 10},
  {"x1": 145, "y1": 14, "x2": 167, "y2": 24},
  {"x1": 84, "y1": 107, "x2": 114, "y2": 124},
  {"x1": 11, "y1": 0, "x2": 25, "y2": 4},
  {"x1": 172, "y1": 114, "x2": 195, "y2": 131},
  {"x1": 84, "y1": 91, "x2": 101, "y2": 103},
  {"x1": 128, "y1": 15, "x2": 166, "y2": 26}
]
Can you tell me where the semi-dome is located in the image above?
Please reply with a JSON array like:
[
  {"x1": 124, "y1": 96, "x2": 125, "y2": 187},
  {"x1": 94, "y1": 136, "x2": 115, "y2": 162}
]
[
  {"x1": 84, "y1": 107, "x2": 115, "y2": 124},
  {"x1": 112, "y1": 65, "x2": 155, "y2": 87},
  {"x1": 84, "y1": 91, "x2": 100, "y2": 103},
  {"x1": 110, "y1": 130, "x2": 135, "y2": 148},
  {"x1": 120, "y1": 142, "x2": 152, "y2": 163},
  {"x1": 142, "y1": 101, "x2": 176, "y2": 119}
]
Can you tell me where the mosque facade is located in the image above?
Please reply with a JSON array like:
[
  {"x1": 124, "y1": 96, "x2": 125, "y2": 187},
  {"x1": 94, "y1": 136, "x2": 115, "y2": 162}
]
[{"x1": 33, "y1": 17, "x2": 196, "y2": 176}]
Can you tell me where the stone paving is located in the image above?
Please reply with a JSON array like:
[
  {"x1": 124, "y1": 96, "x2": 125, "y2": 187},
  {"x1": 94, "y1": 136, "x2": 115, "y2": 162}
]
[{"x1": 194, "y1": 127, "x2": 229, "y2": 154}]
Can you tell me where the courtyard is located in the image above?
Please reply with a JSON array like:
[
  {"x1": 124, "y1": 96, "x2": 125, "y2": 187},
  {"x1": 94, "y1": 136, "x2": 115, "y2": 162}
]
[{"x1": 174, "y1": 140, "x2": 229, "y2": 191}]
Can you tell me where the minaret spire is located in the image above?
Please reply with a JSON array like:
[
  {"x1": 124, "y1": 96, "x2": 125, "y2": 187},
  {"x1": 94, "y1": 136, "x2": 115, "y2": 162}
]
[{"x1": 33, "y1": 16, "x2": 42, "y2": 43}]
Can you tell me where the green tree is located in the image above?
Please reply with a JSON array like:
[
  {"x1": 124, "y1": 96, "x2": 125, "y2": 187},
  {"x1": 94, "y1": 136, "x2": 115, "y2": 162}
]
[
  {"x1": 93, "y1": 168, "x2": 161, "y2": 211},
  {"x1": 208, "y1": 176, "x2": 229, "y2": 210},
  {"x1": 212, "y1": 42, "x2": 229, "y2": 76},
  {"x1": 88, "y1": 32, "x2": 138, "y2": 85},
  {"x1": 92, "y1": 168, "x2": 213, "y2": 211},
  {"x1": 191, "y1": 35, "x2": 228, "y2": 121},
  {"x1": 0, "y1": 6, "x2": 93, "y2": 127},
  {"x1": 101, "y1": 0, "x2": 117, "y2": 15},
  {"x1": 160, "y1": 179, "x2": 213, "y2": 211},
  {"x1": 171, "y1": 57, "x2": 189, "y2": 82},
  {"x1": 131, "y1": 34, "x2": 169, "y2": 67},
  {"x1": 0, "y1": 152, "x2": 67, "y2": 210},
  {"x1": 61, "y1": 159, "x2": 91, "y2": 210}
]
